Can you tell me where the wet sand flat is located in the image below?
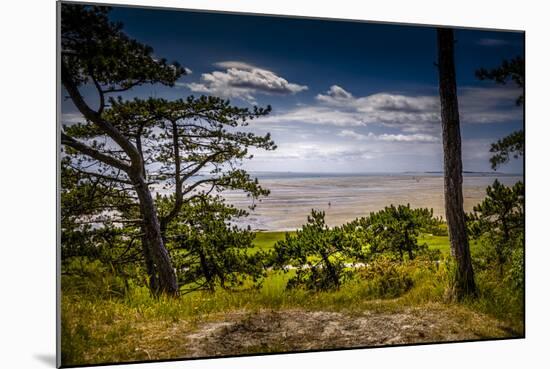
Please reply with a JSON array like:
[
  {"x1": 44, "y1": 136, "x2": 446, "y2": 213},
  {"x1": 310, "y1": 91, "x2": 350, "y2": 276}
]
[{"x1": 221, "y1": 173, "x2": 522, "y2": 230}]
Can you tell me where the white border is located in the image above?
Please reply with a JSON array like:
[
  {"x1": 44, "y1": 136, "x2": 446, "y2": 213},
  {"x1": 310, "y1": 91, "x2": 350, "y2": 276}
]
[{"x1": 1, "y1": 1, "x2": 548, "y2": 368}]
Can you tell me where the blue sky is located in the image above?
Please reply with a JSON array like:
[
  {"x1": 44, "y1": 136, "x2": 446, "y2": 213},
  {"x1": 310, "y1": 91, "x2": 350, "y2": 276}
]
[{"x1": 62, "y1": 5, "x2": 524, "y2": 174}]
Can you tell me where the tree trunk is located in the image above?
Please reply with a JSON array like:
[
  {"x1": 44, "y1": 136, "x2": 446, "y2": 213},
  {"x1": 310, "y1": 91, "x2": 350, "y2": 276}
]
[
  {"x1": 140, "y1": 234, "x2": 159, "y2": 293},
  {"x1": 198, "y1": 248, "x2": 215, "y2": 292},
  {"x1": 405, "y1": 228, "x2": 414, "y2": 260},
  {"x1": 132, "y1": 175, "x2": 179, "y2": 295},
  {"x1": 437, "y1": 28, "x2": 477, "y2": 300},
  {"x1": 320, "y1": 250, "x2": 340, "y2": 289},
  {"x1": 135, "y1": 130, "x2": 161, "y2": 294}
]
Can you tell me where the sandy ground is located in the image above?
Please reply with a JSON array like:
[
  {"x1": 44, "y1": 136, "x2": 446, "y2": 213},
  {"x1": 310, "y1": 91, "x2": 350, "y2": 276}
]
[{"x1": 183, "y1": 307, "x2": 518, "y2": 357}]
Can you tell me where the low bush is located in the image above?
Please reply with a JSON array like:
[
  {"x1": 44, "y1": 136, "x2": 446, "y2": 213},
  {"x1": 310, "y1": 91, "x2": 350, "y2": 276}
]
[{"x1": 359, "y1": 257, "x2": 414, "y2": 298}]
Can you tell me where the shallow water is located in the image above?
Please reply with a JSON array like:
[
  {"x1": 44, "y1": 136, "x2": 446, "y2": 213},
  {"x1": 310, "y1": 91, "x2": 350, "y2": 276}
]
[{"x1": 221, "y1": 173, "x2": 522, "y2": 231}]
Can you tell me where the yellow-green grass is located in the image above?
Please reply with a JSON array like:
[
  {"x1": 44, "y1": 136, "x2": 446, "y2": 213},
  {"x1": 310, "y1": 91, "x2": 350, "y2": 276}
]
[
  {"x1": 61, "y1": 262, "x2": 523, "y2": 366},
  {"x1": 418, "y1": 234, "x2": 483, "y2": 256},
  {"x1": 61, "y1": 231, "x2": 522, "y2": 366},
  {"x1": 249, "y1": 231, "x2": 293, "y2": 253},
  {"x1": 255, "y1": 231, "x2": 455, "y2": 255},
  {"x1": 419, "y1": 234, "x2": 450, "y2": 254}
]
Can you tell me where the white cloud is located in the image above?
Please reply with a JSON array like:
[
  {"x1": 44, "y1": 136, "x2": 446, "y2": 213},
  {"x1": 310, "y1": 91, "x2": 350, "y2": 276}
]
[
  {"x1": 214, "y1": 61, "x2": 256, "y2": 70},
  {"x1": 264, "y1": 85, "x2": 440, "y2": 132},
  {"x1": 338, "y1": 129, "x2": 367, "y2": 140},
  {"x1": 186, "y1": 61, "x2": 308, "y2": 103},
  {"x1": 376, "y1": 133, "x2": 439, "y2": 142},
  {"x1": 257, "y1": 84, "x2": 521, "y2": 131},
  {"x1": 249, "y1": 142, "x2": 376, "y2": 161},
  {"x1": 183, "y1": 67, "x2": 193, "y2": 75},
  {"x1": 316, "y1": 85, "x2": 354, "y2": 105},
  {"x1": 337, "y1": 129, "x2": 438, "y2": 143},
  {"x1": 260, "y1": 105, "x2": 364, "y2": 126}
]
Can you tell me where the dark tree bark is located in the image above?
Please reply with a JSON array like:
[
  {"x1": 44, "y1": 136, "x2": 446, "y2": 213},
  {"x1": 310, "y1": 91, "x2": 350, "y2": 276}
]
[
  {"x1": 135, "y1": 129, "x2": 160, "y2": 291},
  {"x1": 159, "y1": 120, "x2": 183, "y2": 242},
  {"x1": 405, "y1": 229, "x2": 414, "y2": 260},
  {"x1": 131, "y1": 174, "x2": 179, "y2": 295},
  {"x1": 140, "y1": 234, "x2": 159, "y2": 293},
  {"x1": 436, "y1": 28, "x2": 477, "y2": 300},
  {"x1": 320, "y1": 250, "x2": 340, "y2": 289}
]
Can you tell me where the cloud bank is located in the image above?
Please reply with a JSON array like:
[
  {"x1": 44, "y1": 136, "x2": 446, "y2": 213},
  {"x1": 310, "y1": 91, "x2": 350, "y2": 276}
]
[
  {"x1": 186, "y1": 61, "x2": 308, "y2": 103},
  {"x1": 258, "y1": 84, "x2": 521, "y2": 132}
]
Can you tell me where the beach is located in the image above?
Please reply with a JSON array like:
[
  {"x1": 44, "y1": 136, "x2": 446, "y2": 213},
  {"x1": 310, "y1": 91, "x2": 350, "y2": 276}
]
[{"x1": 222, "y1": 172, "x2": 522, "y2": 231}]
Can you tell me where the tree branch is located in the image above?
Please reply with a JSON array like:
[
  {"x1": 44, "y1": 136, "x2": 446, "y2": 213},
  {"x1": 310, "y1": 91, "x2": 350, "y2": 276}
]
[
  {"x1": 62, "y1": 133, "x2": 131, "y2": 172},
  {"x1": 61, "y1": 60, "x2": 143, "y2": 172}
]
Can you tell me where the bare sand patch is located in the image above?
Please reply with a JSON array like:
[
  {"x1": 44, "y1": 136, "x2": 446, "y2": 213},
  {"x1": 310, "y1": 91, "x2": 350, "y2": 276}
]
[{"x1": 183, "y1": 306, "x2": 517, "y2": 357}]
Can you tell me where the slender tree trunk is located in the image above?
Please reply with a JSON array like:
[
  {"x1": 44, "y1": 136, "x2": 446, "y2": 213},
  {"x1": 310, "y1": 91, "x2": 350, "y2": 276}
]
[
  {"x1": 140, "y1": 234, "x2": 159, "y2": 293},
  {"x1": 135, "y1": 130, "x2": 160, "y2": 293},
  {"x1": 405, "y1": 228, "x2": 414, "y2": 260},
  {"x1": 198, "y1": 248, "x2": 215, "y2": 292},
  {"x1": 437, "y1": 28, "x2": 476, "y2": 300},
  {"x1": 159, "y1": 120, "x2": 183, "y2": 243},
  {"x1": 132, "y1": 175, "x2": 179, "y2": 295},
  {"x1": 320, "y1": 250, "x2": 340, "y2": 289}
]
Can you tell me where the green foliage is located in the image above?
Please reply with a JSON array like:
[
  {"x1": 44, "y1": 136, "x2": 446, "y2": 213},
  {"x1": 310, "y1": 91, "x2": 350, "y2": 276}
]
[
  {"x1": 358, "y1": 256, "x2": 413, "y2": 298},
  {"x1": 348, "y1": 204, "x2": 440, "y2": 261},
  {"x1": 60, "y1": 4, "x2": 277, "y2": 295},
  {"x1": 62, "y1": 258, "x2": 140, "y2": 298},
  {"x1": 62, "y1": 4, "x2": 184, "y2": 90},
  {"x1": 468, "y1": 180, "x2": 524, "y2": 271},
  {"x1": 158, "y1": 195, "x2": 267, "y2": 293},
  {"x1": 507, "y1": 243, "x2": 525, "y2": 293},
  {"x1": 467, "y1": 266, "x2": 524, "y2": 331},
  {"x1": 488, "y1": 130, "x2": 525, "y2": 170},
  {"x1": 60, "y1": 162, "x2": 143, "y2": 268},
  {"x1": 273, "y1": 210, "x2": 359, "y2": 291},
  {"x1": 475, "y1": 56, "x2": 524, "y2": 106},
  {"x1": 476, "y1": 57, "x2": 524, "y2": 169}
]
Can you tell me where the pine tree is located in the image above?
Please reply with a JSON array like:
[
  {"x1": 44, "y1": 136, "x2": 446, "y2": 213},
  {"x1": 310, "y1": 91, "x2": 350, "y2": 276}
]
[
  {"x1": 437, "y1": 28, "x2": 476, "y2": 300},
  {"x1": 60, "y1": 4, "x2": 275, "y2": 295}
]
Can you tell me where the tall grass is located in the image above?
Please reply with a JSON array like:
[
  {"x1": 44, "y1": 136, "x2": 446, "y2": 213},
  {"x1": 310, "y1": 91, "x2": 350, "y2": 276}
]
[{"x1": 61, "y1": 240, "x2": 524, "y2": 365}]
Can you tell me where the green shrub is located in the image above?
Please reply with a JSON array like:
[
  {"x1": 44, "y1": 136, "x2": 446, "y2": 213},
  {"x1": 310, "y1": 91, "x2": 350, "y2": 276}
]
[
  {"x1": 506, "y1": 244, "x2": 525, "y2": 293},
  {"x1": 61, "y1": 258, "x2": 138, "y2": 298},
  {"x1": 347, "y1": 204, "x2": 441, "y2": 261},
  {"x1": 359, "y1": 256, "x2": 414, "y2": 298},
  {"x1": 468, "y1": 180, "x2": 524, "y2": 271},
  {"x1": 273, "y1": 210, "x2": 360, "y2": 291}
]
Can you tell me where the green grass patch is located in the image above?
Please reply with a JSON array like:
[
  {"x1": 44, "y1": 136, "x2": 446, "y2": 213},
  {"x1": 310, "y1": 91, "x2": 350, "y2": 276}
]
[
  {"x1": 419, "y1": 234, "x2": 451, "y2": 255},
  {"x1": 249, "y1": 231, "x2": 293, "y2": 253}
]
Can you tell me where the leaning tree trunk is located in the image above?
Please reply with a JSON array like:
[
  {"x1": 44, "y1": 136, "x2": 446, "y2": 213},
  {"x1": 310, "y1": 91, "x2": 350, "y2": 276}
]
[
  {"x1": 132, "y1": 175, "x2": 179, "y2": 295},
  {"x1": 140, "y1": 234, "x2": 159, "y2": 293},
  {"x1": 437, "y1": 28, "x2": 476, "y2": 300},
  {"x1": 135, "y1": 131, "x2": 160, "y2": 294}
]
